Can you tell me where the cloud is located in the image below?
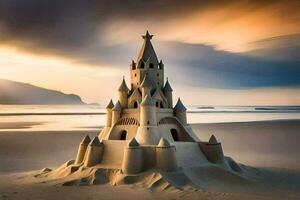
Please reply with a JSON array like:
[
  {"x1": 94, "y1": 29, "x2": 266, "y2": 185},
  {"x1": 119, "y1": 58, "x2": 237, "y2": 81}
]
[{"x1": 0, "y1": 0, "x2": 299, "y2": 90}]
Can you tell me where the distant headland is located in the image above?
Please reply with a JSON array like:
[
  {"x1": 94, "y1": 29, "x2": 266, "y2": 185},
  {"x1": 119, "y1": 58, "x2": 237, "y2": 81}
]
[{"x1": 0, "y1": 79, "x2": 85, "y2": 105}]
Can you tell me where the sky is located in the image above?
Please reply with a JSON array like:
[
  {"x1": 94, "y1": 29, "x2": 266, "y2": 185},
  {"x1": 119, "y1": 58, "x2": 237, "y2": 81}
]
[{"x1": 0, "y1": 0, "x2": 299, "y2": 105}]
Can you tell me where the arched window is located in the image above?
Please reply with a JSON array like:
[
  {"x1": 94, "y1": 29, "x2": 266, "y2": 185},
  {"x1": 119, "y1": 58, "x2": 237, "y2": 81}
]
[
  {"x1": 140, "y1": 62, "x2": 145, "y2": 68},
  {"x1": 147, "y1": 120, "x2": 150, "y2": 125},
  {"x1": 149, "y1": 63, "x2": 154, "y2": 68},
  {"x1": 160, "y1": 102, "x2": 163, "y2": 108},
  {"x1": 156, "y1": 102, "x2": 159, "y2": 107},
  {"x1": 120, "y1": 130, "x2": 127, "y2": 140},
  {"x1": 170, "y1": 129, "x2": 179, "y2": 141},
  {"x1": 133, "y1": 101, "x2": 138, "y2": 108}
]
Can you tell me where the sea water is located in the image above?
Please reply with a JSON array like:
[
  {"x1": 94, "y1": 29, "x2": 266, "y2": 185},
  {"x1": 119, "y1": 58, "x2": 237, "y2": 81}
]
[{"x1": 0, "y1": 104, "x2": 299, "y2": 131}]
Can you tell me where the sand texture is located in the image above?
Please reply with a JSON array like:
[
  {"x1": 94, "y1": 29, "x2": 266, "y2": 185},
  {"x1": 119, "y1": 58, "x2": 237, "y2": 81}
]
[{"x1": 0, "y1": 121, "x2": 300, "y2": 200}]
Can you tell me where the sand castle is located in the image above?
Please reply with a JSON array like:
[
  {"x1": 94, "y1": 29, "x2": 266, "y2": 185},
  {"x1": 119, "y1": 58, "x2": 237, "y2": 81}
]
[{"x1": 73, "y1": 31, "x2": 231, "y2": 174}]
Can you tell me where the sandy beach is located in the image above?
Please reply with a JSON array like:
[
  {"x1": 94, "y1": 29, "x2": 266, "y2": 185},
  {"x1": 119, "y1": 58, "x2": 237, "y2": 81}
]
[{"x1": 0, "y1": 120, "x2": 299, "y2": 200}]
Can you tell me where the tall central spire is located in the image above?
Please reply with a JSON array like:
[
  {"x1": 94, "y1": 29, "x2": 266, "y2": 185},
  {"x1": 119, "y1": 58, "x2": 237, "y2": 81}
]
[
  {"x1": 130, "y1": 30, "x2": 164, "y2": 90},
  {"x1": 137, "y1": 30, "x2": 159, "y2": 64}
]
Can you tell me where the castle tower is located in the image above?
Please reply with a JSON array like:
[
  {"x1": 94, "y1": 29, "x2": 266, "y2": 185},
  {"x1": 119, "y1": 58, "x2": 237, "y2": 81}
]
[
  {"x1": 121, "y1": 138, "x2": 143, "y2": 174},
  {"x1": 118, "y1": 77, "x2": 129, "y2": 108},
  {"x1": 135, "y1": 94, "x2": 160, "y2": 145},
  {"x1": 111, "y1": 101, "x2": 122, "y2": 125},
  {"x1": 130, "y1": 31, "x2": 164, "y2": 89},
  {"x1": 140, "y1": 75, "x2": 153, "y2": 99},
  {"x1": 75, "y1": 135, "x2": 91, "y2": 165},
  {"x1": 105, "y1": 99, "x2": 114, "y2": 127},
  {"x1": 156, "y1": 137, "x2": 178, "y2": 171},
  {"x1": 174, "y1": 98, "x2": 187, "y2": 125},
  {"x1": 163, "y1": 78, "x2": 173, "y2": 108},
  {"x1": 83, "y1": 136, "x2": 104, "y2": 167}
]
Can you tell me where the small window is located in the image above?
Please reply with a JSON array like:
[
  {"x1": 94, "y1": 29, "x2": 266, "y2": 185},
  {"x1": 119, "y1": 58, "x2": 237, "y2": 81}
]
[
  {"x1": 149, "y1": 63, "x2": 154, "y2": 68},
  {"x1": 156, "y1": 102, "x2": 159, "y2": 107},
  {"x1": 140, "y1": 62, "x2": 145, "y2": 68},
  {"x1": 157, "y1": 73, "x2": 159, "y2": 77},
  {"x1": 133, "y1": 101, "x2": 138, "y2": 108},
  {"x1": 132, "y1": 64, "x2": 136, "y2": 70},
  {"x1": 157, "y1": 82, "x2": 159, "y2": 85},
  {"x1": 120, "y1": 130, "x2": 127, "y2": 140},
  {"x1": 160, "y1": 102, "x2": 163, "y2": 108},
  {"x1": 134, "y1": 73, "x2": 137, "y2": 77},
  {"x1": 147, "y1": 120, "x2": 150, "y2": 125}
]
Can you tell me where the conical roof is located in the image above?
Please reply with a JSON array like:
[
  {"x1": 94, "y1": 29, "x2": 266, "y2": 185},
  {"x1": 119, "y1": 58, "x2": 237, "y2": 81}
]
[
  {"x1": 113, "y1": 101, "x2": 122, "y2": 111},
  {"x1": 157, "y1": 137, "x2": 171, "y2": 147},
  {"x1": 128, "y1": 137, "x2": 139, "y2": 147},
  {"x1": 90, "y1": 136, "x2": 101, "y2": 146},
  {"x1": 137, "y1": 30, "x2": 159, "y2": 64},
  {"x1": 140, "y1": 75, "x2": 153, "y2": 88},
  {"x1": 118, "y1": 77, "x2": 129, "y2": 92},
  {"x1": 209, "y1": 135, "x2": 218, "y2": 144},
  {"x1": 163, "y1": 78, "x2": 173, "y2": 92},
  {"x1": 174, "y1": 98, "x2": 187, "y2": 111},
  {"x1": 141, "y1": 94, "x2": 156, "y2": 106},
  {"x1": 81, "y1": 135, "x2": 91, "y2": 144},
  {"x1": 106, "y1": 99, "x2": 114, "y2": 109}
]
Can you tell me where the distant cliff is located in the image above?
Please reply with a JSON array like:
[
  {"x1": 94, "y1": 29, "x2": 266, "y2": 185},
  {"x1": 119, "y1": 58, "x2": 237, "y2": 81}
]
[{"x1": 0, "y1": 79, "x2": 85, "y2": 104}]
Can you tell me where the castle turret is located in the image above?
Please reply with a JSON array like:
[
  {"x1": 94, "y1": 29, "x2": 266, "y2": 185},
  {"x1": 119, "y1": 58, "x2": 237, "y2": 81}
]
[
  {"x1": 174, "y1": 98, "x2": 187, "y2": 125},
  {"x1": 105, "y1": 99, "x2": 114, "y2": 127},
  {"x1": 140, "y1": 75, "x2": 153, "y2": 99},
  {"x1": 163, "y1": 78, "x2": 173, "y2": 108},
  {"x1": 130, "y1": 31, "x2": 164, "y2": 89},
  {"x1": 121, "y1": 138, "x2": 143, "y2": 174},
  {"x1": 111, "y1": 101, "x2": 121, "y2": 125},
  {"x1": 156, "y1": 137, "x2": 178, "y2": 171},
  {"x1": 75, "y1": 135, "x2": 91, "y2": 165},
  {"x1": 135, "y1": 94, "x2": 160, "y2": 145},
  {"x1": 200, "y1": 135, "x2": 225, "y2": 164},
  {"x1": 118, "y1": 77, "x2": 129, "y2": 108},
  {"x1": 83, "y1": 136, "x2": 104, "y2": 167}
]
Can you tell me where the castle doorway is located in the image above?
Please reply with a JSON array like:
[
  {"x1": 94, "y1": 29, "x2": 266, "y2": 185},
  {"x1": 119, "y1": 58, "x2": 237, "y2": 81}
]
[
  {"x1": 170, "y1": 129, "x2": 179, "y2": 141},
  {"x1": 120, "y1": 130, "x2": 127, "y2": 140}
]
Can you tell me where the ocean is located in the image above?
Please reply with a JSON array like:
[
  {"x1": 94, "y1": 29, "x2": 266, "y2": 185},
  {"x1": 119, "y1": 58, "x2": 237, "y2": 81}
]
[{"x1": 0, "y1": 104, "x2": 299, "y2": 131}]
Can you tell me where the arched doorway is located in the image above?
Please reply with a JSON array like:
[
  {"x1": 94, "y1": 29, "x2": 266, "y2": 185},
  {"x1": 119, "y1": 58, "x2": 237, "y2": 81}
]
[
  {"x1": 120, "y1": 130, "x2": 127, "y2": 140},
  {"x1": 170, "y1": 129, "x2": 179, "y2": 141},
  {"x1": 133, "y1": 101, "x2": 138, "y2": 108}
]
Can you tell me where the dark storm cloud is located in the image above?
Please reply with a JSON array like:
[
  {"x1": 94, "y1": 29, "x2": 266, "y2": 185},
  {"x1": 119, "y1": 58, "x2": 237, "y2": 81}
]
[
  {"x1": 157, "y1": 41, "x2": 300, "y2": 88},
  {"x1": 0, "y1": 0, "x2": 299, "y2": 88}
]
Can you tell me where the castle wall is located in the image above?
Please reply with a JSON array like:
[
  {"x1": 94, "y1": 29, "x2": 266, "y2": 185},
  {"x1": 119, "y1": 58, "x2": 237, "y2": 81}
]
[
  {"x1": 100, "y1": 140, "x2": 127, "y2": 169},
  {"x1": 174, "y1": 142, "x2": 208, "y2": 168},
  {"x1": 122, "y1": 109, "x2": 140, "y2": 121}
]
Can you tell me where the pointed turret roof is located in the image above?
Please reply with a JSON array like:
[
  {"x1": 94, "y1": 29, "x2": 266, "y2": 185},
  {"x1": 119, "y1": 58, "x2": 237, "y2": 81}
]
[
  {"x1": 140, "y1": 75, "x2": 153, "y2": 88},
  {"x1": 137, "y1": 30, "x2": 159, "y2": 64},
  {"x1": 157, "y1": 137, "x2": 171, "y2": 147},
  {"x1": 128, "y1": 137, "x2": 139, "y2": 147},
  {"x1": 118, "y1": 77, "x2": 129, "y2": 92},
  {"x1": 163, "y1": 78, "x2": 173, "y2": 92},
  {"x1": 209, "y1": 135, "x2": 219, "y2": 144},
  {"x1": 141, "y1": 94, "x2": 156, "y2": 106},
  {"x1": 113, "y1": 101, "x2": 122, "y2": 111},
  {"x1": 81, "y1": 135, "x2": 91, "y2": 144},
  {"x1": 174, "y1": 98, "x2": 187, "y2": 111},
  {"x1": 90, "y1": 136, "x2": 101, "y2": 146},
  {"x1": 153, "y1": 87, "x2": 167, "y2": 101},
  {"x1": 106, "y1": 99, "x2": 114, "y2": 109}
]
